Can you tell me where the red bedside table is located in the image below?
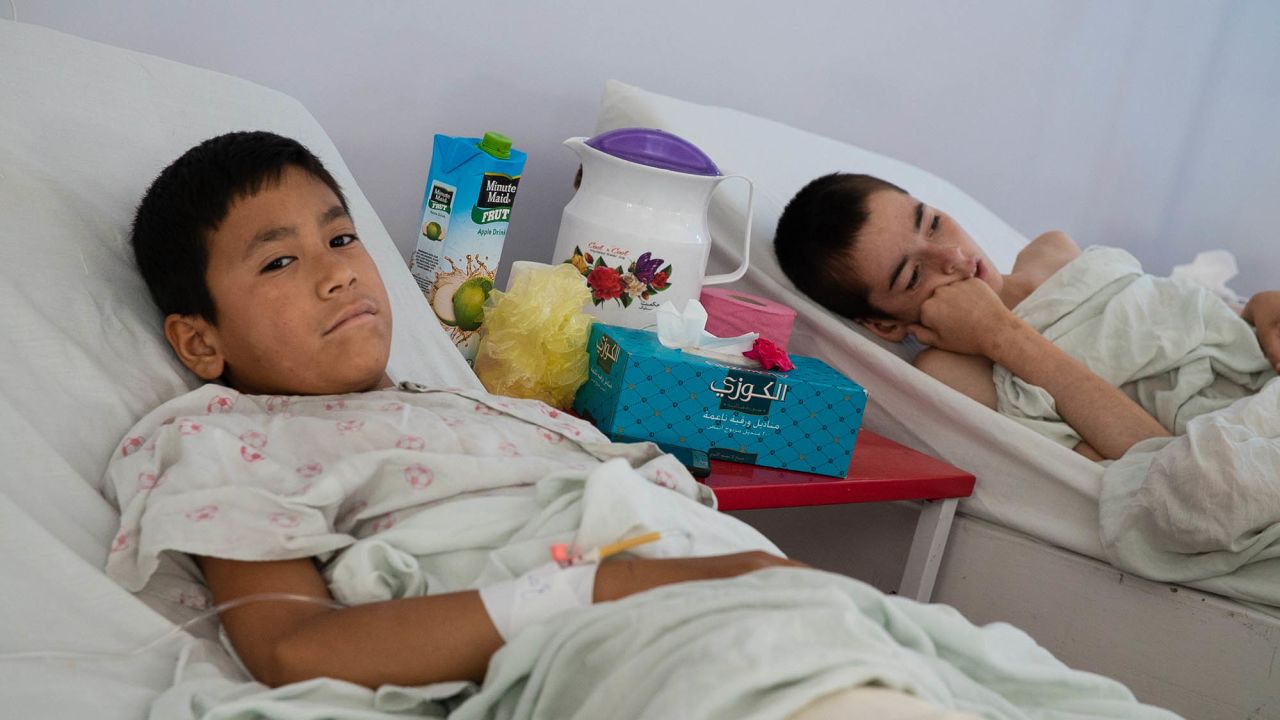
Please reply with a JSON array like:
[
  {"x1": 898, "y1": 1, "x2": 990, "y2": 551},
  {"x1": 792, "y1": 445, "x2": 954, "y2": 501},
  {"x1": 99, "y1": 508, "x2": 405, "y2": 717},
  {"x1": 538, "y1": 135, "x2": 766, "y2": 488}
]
[{"x1": 701, "y1": 430, "x2": 975, "y2": 603}]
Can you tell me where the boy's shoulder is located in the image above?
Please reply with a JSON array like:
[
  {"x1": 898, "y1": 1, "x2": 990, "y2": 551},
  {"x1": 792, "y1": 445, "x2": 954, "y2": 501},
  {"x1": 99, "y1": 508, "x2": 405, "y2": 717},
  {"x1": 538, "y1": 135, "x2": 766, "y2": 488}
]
[{"x1": 1011, "y1": 231, "x2": 1081, "y2": 290}]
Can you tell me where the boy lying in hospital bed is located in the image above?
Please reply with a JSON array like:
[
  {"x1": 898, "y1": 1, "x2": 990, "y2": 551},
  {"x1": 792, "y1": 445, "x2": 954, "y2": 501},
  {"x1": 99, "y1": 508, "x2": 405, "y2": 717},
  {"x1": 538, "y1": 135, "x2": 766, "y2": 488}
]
[
  {"x1": 774, "y1": 173, "x2": 1280, "y2": 462},
  {"x1": 98, "y1": 132, "x2": 1181, "y2": 719},
  {"x1": 776, "y1": 173, "x2": 1280, "y2": 600}
]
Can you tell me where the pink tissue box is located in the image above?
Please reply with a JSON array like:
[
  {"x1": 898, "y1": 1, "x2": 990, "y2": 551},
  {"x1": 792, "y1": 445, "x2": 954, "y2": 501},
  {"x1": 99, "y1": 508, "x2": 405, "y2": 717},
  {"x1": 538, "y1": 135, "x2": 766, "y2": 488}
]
[{"x1": 700, "y1": 288, "x2": 796, "y2": 352}]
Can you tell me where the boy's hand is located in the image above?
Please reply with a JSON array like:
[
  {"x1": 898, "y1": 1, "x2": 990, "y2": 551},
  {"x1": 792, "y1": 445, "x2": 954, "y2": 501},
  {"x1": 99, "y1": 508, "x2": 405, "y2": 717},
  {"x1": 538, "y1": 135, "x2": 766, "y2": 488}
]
[
  {"x1": 909, "y1": 279, "x2": 1024, "y2": 358},
  {"x1": 593, "y1": 551, "x2": 807, "y2": 603},
  {"x1": 1242, "y1": 291, "x2": 1280, "y2": 373}
]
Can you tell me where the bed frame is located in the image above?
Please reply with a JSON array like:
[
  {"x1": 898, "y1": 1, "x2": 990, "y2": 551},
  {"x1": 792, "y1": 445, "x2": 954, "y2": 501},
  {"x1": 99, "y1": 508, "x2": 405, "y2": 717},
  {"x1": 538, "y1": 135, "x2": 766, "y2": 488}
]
[{"x1": 733, "y1": 501, "x2": 1280, "y2": 720}]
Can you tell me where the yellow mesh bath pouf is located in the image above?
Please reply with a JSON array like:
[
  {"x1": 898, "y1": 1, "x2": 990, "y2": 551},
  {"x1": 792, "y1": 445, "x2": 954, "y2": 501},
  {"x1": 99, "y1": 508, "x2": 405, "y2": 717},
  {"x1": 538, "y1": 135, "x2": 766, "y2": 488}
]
[{"x1": 473, "y1": 263, "x2": 593, "y2": 410}]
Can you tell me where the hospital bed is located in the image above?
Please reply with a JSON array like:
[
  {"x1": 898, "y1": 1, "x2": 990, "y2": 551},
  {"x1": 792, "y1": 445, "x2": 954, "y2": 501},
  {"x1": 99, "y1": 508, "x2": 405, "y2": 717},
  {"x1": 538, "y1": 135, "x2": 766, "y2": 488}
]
[
  {"x1": 0, "y1": 18, "x2": 1244, "y2": 719},
  {"x1": 0, "y1": 18, "x2": 486, "y2": 719},
  {"x1": 591, "y1": 80, "x2": 1280, "y2": 720}
]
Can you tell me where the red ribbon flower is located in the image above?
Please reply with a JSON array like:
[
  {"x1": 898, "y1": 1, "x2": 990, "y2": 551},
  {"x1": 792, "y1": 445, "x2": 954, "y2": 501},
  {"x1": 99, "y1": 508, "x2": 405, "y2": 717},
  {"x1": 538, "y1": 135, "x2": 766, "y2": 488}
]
[
  {"x1": 586, "y1": 265, "x2": 624, "y2": 300},
  {"x1": 743, "y1": 337, "x2": 794, "y2": 371}
]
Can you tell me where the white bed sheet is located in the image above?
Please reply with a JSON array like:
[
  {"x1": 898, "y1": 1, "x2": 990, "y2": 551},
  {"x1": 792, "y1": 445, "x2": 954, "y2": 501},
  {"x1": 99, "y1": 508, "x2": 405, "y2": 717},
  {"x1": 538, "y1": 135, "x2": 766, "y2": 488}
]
[
  {"x1": 593, "y1": 80, "x2": 1106, "y2": 561},
  {"x1": 0, "y1": 18, "x2": 477, "y2": 718}
]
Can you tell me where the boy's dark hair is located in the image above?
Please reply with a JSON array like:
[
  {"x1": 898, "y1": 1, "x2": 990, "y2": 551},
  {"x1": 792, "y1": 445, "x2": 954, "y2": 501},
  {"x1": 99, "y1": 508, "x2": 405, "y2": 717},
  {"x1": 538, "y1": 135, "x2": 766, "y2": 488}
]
[
  {"x1": 131, "y1": 131, "x2": 349, "y2": 323},
  {"x1": 773, "y1": 173, "x2": 906, "y2": 320}
]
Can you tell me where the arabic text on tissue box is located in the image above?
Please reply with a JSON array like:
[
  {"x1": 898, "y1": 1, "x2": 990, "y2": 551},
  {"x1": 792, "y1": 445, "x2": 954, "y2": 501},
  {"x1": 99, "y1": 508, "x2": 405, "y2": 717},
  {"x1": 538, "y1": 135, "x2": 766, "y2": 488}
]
[{"x1": 573, "y1": 324, "x2": 866, "y2": 477}]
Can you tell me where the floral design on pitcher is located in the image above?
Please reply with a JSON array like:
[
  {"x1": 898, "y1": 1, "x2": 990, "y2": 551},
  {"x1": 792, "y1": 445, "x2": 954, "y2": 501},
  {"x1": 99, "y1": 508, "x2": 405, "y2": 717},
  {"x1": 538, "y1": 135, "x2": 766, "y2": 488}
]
[{"x1": 566, "y1": 247, "x2": 671, "y2": 308}]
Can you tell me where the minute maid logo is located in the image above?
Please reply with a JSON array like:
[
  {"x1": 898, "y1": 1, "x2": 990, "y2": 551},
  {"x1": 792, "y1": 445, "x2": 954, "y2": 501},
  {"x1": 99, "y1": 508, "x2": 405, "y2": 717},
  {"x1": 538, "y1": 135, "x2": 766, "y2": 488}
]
[
  {"x1": 595, "y1": 333, "x2": 621, "y2": 374},
  {"x1": 711, "y1": 369, "x2": 789, "y2": 416},
  {"x1": 427, "y1": 182, "x2": 454, "y2": 213},
  {"x1": 472, "y1": 173, "x2": 520, "y2": 224}
]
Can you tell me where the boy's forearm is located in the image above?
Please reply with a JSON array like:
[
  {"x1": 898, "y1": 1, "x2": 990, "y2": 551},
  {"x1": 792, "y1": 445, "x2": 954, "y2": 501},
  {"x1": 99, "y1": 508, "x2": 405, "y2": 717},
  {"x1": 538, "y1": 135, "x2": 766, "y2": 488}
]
[
  {"x1": 591, "y1": 553, "x2": 801, "y2": 602},
  {"x1": 270, "y1": 591, "x2": 503, "y2": 688},
  {"x1": 985, "y1": 324, "x2": 1169, "y2": 460},
  {"x1": 267, "y1": 559, "x2": 711, "y2": 687},
  {"x1": 255, "y1": 553, "x2": 802, "y2": 689}
]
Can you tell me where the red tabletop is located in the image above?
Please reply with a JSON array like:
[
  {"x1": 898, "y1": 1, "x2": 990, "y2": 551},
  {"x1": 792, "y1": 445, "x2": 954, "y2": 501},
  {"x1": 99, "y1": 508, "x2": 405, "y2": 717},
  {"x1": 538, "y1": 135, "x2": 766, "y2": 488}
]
[{"x1": 702, "y1": 430, "x2": 975, "y2": 511}]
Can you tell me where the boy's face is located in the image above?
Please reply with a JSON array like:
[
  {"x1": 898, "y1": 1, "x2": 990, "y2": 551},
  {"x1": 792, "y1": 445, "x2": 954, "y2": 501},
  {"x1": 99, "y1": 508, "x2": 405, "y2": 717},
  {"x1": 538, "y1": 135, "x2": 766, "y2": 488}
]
[
  {"x1": 851, "y1": 189, "x2": 1002, "y2": 332},
  {"x1": 167, "y1": 166, "x2": 392, "y2": 395}
]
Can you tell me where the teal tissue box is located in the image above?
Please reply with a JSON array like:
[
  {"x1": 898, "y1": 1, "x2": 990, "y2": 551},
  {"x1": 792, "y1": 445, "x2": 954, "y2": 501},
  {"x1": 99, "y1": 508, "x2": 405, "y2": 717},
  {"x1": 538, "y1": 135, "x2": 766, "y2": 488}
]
[{"x1": 573, "y1": 323, "x2": 867, "y2": 477}]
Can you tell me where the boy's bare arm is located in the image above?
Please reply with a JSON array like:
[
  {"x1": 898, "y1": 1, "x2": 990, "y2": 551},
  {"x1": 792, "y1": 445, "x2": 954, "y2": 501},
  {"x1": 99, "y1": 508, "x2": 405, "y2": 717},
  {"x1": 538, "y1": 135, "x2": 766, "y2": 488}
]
[
  {"x1": 910, "y1": 279, "x2": 1168, "y2": 460},
  {"x1": 913, "y1": 347, "x2": 1107, "y2": 460},
  {"x1": 199, "y1": 555, "x2": 504, "y2": 688},
  {"x1": 982, "y1": 323, "x2": 1168, "y2": 459},
  {"x1": 199, "y1": 550, "x2": 802, "y2": 689},
  {"x1": 913, "y1": 349, "x2": 998, "y2": 409}
]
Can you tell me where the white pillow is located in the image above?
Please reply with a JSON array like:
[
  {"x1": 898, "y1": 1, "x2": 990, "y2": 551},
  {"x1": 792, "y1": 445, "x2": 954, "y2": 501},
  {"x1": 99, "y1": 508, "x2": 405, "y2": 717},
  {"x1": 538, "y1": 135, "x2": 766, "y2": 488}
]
[{"x1": 0, "y1": 19, "x2": 478, "y2": 562}]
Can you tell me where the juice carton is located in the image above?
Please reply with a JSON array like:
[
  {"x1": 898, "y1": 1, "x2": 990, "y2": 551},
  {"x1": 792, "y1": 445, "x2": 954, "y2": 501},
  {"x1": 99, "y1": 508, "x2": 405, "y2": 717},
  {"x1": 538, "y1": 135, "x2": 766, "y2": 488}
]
[{"x1": 411, "y1": 132, "x2": 527, "y2": 364}]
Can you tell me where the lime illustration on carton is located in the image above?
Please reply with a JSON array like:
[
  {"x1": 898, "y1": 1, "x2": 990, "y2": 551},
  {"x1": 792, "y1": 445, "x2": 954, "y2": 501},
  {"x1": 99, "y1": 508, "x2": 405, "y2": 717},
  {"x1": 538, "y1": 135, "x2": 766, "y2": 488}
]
[{"x1": 411, "y1": 132, "x2": 527, "y2": 364}]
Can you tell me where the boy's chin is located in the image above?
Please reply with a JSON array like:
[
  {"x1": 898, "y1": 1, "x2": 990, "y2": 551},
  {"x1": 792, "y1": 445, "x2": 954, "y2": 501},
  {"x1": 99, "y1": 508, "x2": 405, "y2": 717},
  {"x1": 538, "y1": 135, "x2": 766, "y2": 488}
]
[
  {"x1": 355, "y1": 371, "x2": 395, "y2": 393},
  {"x1": 316, "y1": 369, "x2": 392, "y2": 396}
]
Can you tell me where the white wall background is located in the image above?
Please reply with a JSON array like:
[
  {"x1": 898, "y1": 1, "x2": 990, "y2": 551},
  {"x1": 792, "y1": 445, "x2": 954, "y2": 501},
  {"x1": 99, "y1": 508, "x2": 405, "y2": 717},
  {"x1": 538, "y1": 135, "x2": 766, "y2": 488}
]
[{"x1": 15, "y1": 0, "x2": 1280, "y2": 295}]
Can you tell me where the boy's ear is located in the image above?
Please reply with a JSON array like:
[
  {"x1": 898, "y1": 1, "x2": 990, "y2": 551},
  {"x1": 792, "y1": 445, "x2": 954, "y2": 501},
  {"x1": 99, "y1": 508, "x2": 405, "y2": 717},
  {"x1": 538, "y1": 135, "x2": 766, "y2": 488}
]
[
  {"x1": 163, "y1": 313, "x2": 226, "y2": 381},
  {"x1": 858, "y1": 318, "x2": 911, "y2": 343}
]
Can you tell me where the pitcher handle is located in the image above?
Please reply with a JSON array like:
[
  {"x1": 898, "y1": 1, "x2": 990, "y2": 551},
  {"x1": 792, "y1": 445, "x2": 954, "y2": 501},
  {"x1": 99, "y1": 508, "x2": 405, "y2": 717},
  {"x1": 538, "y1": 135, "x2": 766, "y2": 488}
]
[{"x1": 702, "y1": 174, "x2": 754, "y2": 286}]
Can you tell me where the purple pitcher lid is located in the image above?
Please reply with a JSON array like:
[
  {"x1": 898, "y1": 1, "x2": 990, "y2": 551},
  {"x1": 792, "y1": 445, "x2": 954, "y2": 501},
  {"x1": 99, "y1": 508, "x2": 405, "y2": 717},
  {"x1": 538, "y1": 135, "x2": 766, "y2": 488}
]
[{"x1": 585, "y1": 128, "x2": 721, "y2": 176}]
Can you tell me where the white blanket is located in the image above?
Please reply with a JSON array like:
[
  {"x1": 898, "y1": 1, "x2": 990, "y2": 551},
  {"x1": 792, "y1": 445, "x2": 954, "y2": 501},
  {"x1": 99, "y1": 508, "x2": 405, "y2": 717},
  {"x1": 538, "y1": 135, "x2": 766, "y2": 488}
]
[{"x1": 106, "y1": 386, "x2": 1177, "y2": 719}]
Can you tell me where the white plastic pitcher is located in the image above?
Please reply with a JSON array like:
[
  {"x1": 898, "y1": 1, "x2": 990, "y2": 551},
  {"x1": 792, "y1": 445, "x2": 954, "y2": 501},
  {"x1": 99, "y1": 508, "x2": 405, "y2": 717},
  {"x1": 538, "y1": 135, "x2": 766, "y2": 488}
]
[{"x1": 551, "y1": 129, "x2": 754, "y2": 329}]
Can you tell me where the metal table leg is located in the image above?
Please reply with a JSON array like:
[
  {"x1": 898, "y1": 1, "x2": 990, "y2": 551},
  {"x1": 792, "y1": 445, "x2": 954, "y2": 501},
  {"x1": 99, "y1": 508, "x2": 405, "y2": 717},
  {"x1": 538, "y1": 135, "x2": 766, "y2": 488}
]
[{"x1": 899, "y1": 498, "x2": 958, "y2": 602}]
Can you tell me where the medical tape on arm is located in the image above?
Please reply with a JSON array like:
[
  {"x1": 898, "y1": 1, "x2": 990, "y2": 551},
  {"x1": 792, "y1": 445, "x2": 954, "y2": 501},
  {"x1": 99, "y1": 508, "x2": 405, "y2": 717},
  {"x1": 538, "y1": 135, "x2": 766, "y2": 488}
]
[{"x1": 478, "y1": 560, "x2": 598, "y2": 642}]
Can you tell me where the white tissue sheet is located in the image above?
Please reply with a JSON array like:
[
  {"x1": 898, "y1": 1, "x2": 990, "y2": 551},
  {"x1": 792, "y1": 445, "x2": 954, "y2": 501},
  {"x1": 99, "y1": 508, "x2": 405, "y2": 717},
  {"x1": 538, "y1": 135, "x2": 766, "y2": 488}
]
[{"x1": 655, "y1": 299, "x2": 757, "y2": 352}]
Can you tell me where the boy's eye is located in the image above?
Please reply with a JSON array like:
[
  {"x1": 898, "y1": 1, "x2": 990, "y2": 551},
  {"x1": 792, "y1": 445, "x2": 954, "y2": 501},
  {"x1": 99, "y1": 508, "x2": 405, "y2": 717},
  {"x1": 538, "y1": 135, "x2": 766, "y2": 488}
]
[
  {"x1": 907, "y1": 266, "x2": 920, "y2": 290},
  {"x1": 929, "y1": 215, "x2": 940, "y2": 235},
  {"x1": 330, "y1": 234, "x2": 359, "y2": 248},
  {"x1": 261, "y1": 256, "x2": 295, "y2": 273}
]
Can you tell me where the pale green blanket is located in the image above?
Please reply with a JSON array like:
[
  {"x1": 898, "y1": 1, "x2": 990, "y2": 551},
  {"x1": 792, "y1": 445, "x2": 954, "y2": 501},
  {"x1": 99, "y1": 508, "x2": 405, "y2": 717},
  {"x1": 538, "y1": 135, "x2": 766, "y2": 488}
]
[
  {"x1": 993, "y1": 246, "x2": 1274, "y2": 449},
  {"x1": 992, "y1": 246, "x2": 1280, "y2": 605},
  {"x1": 148, "y1": 457, "x2": 1178, "y2": 719},
  {"x1": 453, "y1": 566, "x2": 1177, "y2": 720},
  {"x1": 1100, "y1": 378, "x2": 1280, "y2": 605}
]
